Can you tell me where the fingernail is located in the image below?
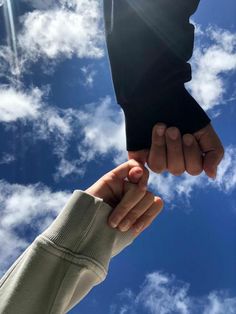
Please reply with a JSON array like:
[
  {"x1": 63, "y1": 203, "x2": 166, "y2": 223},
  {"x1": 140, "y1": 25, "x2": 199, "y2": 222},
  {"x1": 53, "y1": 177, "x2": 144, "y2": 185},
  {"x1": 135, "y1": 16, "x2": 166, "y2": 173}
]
[
  {"x1": 156, "y1": 126, "x2": 165, "y2": 137},
  {"x1": 119, "y1": 219, "x2": 131, "y2": 232},
  {"x1": 135, "y1": 222, "x2": 145, "y2": 233},
  {"x1": 183, "y1": 135, "x2": 193, "y2": 146},
  {"x1": 109, "y1": 219, "x2": 118, "y2": 228},
  {"x1": 167, "y1": 128, "x2": 179, "y2": 140}
]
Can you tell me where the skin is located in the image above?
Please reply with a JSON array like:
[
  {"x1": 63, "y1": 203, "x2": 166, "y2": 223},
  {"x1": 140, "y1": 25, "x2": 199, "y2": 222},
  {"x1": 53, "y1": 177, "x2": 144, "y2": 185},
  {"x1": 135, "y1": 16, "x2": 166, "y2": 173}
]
[
  {"x1": 128, "y1": 123, "x2": 224, "y2": 179},
  {"x1": 85, "y1": 159, "x2": 163, "y2": 235}
]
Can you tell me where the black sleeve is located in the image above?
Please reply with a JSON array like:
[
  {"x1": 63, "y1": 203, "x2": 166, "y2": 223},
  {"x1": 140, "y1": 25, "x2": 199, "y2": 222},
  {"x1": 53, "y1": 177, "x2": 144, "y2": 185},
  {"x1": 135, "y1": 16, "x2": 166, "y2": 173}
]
[{"x1": 103, "y1": 0, "x2": 211, "y2": 151}]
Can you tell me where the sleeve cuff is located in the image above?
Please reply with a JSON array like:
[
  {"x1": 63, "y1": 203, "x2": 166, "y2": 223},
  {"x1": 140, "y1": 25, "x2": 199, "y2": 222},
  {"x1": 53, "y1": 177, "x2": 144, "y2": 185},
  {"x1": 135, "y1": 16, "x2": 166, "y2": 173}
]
[
  {"x1": 42, "y1": 190, "x2": 135, "y2": 271},
  {"x1": 120, "y1": 85, "x2": 211, "y2": 151}
]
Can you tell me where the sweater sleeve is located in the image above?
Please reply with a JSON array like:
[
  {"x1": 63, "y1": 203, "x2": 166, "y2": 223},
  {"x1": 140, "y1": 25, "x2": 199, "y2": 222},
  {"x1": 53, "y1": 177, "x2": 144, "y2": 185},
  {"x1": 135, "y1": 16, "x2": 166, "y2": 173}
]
[
  {"x1": 103, "y1": 0, "x2": 210, "y2": 151},
  {"x1": 0, "y1": 191, "x2": 134, "y2": 314}
]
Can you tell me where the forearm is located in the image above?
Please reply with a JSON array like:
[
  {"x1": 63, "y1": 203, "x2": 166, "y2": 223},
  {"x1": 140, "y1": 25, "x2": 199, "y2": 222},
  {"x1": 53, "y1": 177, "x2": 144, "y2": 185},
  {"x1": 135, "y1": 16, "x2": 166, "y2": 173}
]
[
  {"x1": 104, "y1": 0, "x2": 199, "y2": 100},
  {"x1": 103, "y1": 0, "x2": 210, "y2": 150},
  {"x1": 0, "y1": 191, "x2": 134, "y2": 314}
]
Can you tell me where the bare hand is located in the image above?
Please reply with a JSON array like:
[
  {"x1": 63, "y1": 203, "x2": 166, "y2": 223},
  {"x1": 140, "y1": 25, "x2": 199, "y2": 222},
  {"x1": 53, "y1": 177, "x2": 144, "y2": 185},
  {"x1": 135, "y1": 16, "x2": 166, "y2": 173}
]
[
  {"x1": 85, "y1": 159, "x2": 163, "y2": 235},
  {"x1": 128, "y1": 123, "x2": 224, "y2": 178}
]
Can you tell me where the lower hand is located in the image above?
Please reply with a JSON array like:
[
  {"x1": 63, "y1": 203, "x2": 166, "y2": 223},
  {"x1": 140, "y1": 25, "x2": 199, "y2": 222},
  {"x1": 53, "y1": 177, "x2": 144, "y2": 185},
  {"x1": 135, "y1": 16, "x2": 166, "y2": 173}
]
[
  {"x1": 128, "y1": 123, "x2": 224, "y2": 179},
  {"x1": 85, "y1": 159, "x2": 163, "y2": 235}
]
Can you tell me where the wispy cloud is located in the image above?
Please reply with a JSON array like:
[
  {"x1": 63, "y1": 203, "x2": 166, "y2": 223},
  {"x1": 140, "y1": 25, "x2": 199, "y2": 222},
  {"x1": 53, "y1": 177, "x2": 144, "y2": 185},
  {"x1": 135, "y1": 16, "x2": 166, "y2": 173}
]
[
  {"x1": 187, "y1": 25, "x2": 236, "y2": 112},
  {"x1": 110, "y1": 272, "x2": 236, "y2": 314},
  {"x1": 0, "y1": 180, "x2": 70, "y2": 276},
  {"x1": 81, "y1": 65, "x2": 97, "y2": 88},
  {"x1": 0, "y1": 153, "x2": 15, "y2": 165}
]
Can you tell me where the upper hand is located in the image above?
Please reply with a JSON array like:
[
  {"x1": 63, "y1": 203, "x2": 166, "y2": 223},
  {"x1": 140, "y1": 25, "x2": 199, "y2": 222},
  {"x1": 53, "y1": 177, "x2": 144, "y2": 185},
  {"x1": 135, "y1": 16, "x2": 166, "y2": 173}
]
[{"x1": 128, "y1": 123, "x2": 224, "y2": 179}]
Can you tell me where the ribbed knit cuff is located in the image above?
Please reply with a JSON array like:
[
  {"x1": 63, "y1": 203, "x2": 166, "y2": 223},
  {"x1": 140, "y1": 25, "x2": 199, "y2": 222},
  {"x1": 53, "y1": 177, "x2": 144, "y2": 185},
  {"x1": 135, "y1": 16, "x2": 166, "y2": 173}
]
[{"x1": 42, "y1": 191, "x2": 134, "y2": 271}]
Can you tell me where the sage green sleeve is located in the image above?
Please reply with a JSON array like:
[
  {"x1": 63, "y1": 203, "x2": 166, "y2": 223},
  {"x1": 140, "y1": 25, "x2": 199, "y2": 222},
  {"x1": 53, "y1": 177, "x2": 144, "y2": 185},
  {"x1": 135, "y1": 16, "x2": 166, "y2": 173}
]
[{"x1": 0, "y1": 190, "x2": 134, "y2": 314}]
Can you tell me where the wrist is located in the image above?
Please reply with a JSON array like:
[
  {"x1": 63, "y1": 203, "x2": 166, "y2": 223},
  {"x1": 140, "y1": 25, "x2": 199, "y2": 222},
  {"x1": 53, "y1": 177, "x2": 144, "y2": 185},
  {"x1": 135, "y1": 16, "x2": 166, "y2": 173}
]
[{"x1": 85, "y1": 186, "x2": 115, "y2": 208}]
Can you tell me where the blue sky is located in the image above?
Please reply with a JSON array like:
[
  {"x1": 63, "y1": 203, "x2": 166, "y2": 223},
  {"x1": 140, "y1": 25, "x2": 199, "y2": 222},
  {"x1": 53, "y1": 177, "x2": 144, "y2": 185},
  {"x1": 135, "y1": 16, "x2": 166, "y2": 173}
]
[{"x1": 0, "y1": 1, "x2": 236, "y2": 313}]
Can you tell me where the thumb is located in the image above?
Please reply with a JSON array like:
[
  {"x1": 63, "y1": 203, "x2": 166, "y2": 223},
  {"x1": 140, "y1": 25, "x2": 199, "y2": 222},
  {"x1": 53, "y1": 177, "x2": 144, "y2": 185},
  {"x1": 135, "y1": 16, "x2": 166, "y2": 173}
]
[{"x1": 194, "y1": 124, "x2": 224, "y2": 179}]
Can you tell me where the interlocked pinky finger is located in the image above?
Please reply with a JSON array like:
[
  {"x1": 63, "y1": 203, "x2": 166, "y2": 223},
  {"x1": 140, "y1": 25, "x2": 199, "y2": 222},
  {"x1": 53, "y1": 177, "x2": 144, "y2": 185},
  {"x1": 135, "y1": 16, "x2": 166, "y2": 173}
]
[{"x1": 132, "y1": 197, "x2": 164, "y2": 235}]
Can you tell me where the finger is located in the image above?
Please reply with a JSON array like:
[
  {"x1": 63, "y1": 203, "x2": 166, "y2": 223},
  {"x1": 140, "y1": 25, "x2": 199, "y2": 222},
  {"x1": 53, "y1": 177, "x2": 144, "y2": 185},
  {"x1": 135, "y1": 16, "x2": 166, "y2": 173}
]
[
  {"x1": 128, "y1": 166, "x2": 149, "y2": 191},
  {"x1": 183, "y1": 134, "x2": 203, "y2": 176},
  {"x1": 165, "y1": 127, "x2": 185, "y2": 176},
  {"x1": 132, "y1": 197, "x2": 164, "y2": 235},
  {"x1": 108, "y1": 182, "x2": 146, "y2": 228},
  {"x1": 118, "y1": 191, "x2": 154, "y2": 232},
  {"x1": 194, "y1": 124, "x2": 224, "y2": 178},
  {"x1": 203, "y1": 150, "x2": 224, "y2": 179},
  {"x1": 148, "y1": 123, "x2": 167, "y2": 173},
  {"x1": 128, "y1": 150, "x2": 149, "y2": 165}
]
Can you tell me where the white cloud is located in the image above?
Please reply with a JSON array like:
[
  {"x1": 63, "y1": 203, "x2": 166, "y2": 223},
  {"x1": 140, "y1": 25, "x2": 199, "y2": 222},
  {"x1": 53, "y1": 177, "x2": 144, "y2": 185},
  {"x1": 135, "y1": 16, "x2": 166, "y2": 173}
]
[
  {"x1": 110, "y1": 272, "x2": 236, "y2": 314},
  {"x1": 203, "y1": 293, "x2": 236, "y2": 314},
  {"x1": 0, "y1": 87, "x2": 42, "y2": 122},
  {"x1": 18, "y1": 0, "x2": 104, "y2": 62},
  {"x1": 149, "y1": 146, "x2": 236, "y2": 203},
  {"x1": 0, "y1": 86, "x2": 126, "y2": 179},
  {"x1": 54, "y1": 158, "x2": 85, "y2": 180},
  {"x1": 187, "y1": 25, "x2": 236, "y2": 111},
  {"x1": 1, "y1": 0, "x2": 105, "y2": 78},
  {"x1": 0, "y1": 85, "x2": 74, "y2": 143},
  {"x1": 77, "y1": 96, "x2": 127, "y2": 165},
  {"x1": 0, "y1": 180, "x2": 70, "y2": 276},
  {"x1": 0, "y1": 153, "x2": 15, "y2": 165},
  {"x1": 0, "y1": 229, "x2": 28, "y2": 276},
  {"x1": 0, "y1": 86, "x2": 78, "y2": 179},
  {"x1": 48, "y1": 96, "x2": 127, "y2": 179}
]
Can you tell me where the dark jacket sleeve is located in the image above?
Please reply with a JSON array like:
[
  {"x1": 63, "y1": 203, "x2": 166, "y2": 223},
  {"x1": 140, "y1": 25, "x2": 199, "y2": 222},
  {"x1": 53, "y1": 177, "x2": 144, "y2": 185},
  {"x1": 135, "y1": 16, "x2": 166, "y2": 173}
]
[{"x1": 103, "y1": 0, "x2": 210, "y2": 151}]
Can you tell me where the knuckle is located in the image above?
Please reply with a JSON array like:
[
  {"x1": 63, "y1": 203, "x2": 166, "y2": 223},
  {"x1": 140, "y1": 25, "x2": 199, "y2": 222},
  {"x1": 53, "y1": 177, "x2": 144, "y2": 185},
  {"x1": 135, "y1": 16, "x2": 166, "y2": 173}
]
[
  {"x1": 143, "y1": 210, "x2": 156, "y2": 218},
  {"x1": 148, "y1": 160, "x2": 166, "y2": 173},
  {"x1": 144, "y1": 207, "x2": 160, "y2": 218},
  {"x1": 152, "y1": 138, "x2": 165, "y2": 146},
  {"x1": 218, "y1": 146, "x2": 225, "y2": 159},
  {"x1": 112, "y1": 213, "x2": 124, "y2": 222},
  {"x1": 145, "y1": 191, "x2": 155, "y2": 202},
  {"x1": 135, "y1": 185, "x2": 146, "y2": 195},
  {"x1": 127, "y1": 211, "x2": 140, "y2": 222},
  {"x1": 115, "y1": 205, "x2": 129, "y2": 216}
]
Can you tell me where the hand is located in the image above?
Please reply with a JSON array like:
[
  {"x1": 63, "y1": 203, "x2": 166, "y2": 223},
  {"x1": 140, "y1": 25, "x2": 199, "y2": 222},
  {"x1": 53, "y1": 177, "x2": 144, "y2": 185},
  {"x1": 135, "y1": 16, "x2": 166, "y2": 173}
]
[
  {"x1": 128, "y1": 123, "x2": 224, "y2": 179},
  {"x1": 85, "y1": 159, "x2": 163, "y2": 235}
]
